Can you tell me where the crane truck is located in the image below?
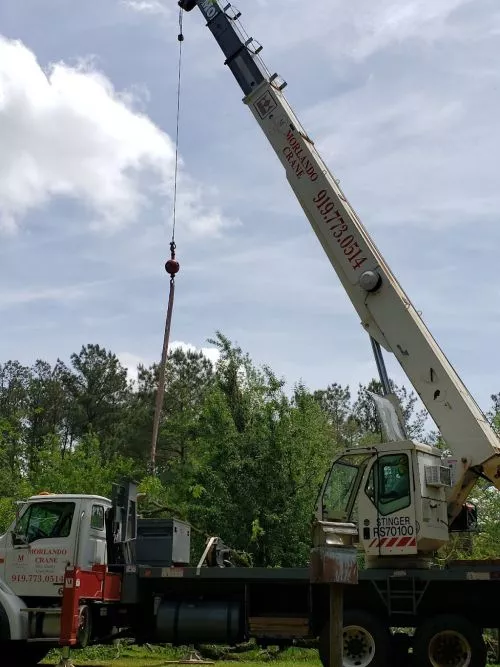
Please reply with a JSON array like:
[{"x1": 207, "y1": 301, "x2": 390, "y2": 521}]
[{"x1": 1, "y1": 2, "x2": 500, "y2": 667}]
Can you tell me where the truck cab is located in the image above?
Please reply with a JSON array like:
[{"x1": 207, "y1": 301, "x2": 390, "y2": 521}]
[{"x1": 0, "y1": 494, "x2": 111, "y2": 600}]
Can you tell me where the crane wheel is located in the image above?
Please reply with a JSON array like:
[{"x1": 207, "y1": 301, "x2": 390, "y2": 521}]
[
  {"x1": 318, "y1": 609, "x2": 390, "y2": 667},
  {"x1": 413, "y1": 614, "x2": 486, "y2": 667}
]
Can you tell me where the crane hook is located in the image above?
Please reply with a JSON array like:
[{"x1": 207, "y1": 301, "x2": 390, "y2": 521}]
[{"x1": 165, "y1": 241, "x2": 180, "y2": 279}]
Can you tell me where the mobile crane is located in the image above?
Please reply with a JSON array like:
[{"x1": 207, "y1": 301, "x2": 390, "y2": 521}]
[
  {"x1": 176, "y1": 0, "x2": 500, "y2": 567},
  {"x1": 1, "y1": 2, "x2": 500, "y2": 667}
]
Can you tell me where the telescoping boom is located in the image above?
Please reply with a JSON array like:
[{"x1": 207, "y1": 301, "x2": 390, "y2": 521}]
[{"x1": 179, "y1": 0, "x2": 500, "y2": 522}]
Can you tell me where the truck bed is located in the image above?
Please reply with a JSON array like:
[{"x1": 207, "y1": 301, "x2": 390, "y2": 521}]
[
  {"x1": 135, "y1": 559, "x2": 500, "y2": 581},
  {"x1": 125, "y1": 561, "x2": 500, "y2": 637}
]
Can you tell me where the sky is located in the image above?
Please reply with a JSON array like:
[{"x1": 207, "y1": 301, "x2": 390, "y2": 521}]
[{"x1": 0, "y1": 0, "x2": 499, "y2": 423}]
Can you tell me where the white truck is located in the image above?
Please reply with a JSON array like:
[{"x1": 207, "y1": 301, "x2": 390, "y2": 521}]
[
  {"x1": 0, "y1": 492, "x2": 113, "y2": 665},
  {"x1": 1, "y1": 2, "x2": 499, "y2": 666}
]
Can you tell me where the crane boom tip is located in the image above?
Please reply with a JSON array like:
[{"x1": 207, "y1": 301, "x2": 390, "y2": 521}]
[{"x1": 178, "y1": 0, "x2": 197, "y2": 11}]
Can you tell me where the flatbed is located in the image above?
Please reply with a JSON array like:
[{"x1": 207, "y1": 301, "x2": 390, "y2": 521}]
[{"x1": 124, "y1": 562, "x2": 500, "y2": 638}]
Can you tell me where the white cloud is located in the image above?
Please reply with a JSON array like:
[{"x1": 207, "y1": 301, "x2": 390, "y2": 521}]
[
  {"x1": 341, "y1": 0, "x2": 473, "y2": 59},
  {"x1": 299, "y1": 43, "x2": 500, "y2": 230},
  {"x1": 170, "y1": 340, "x2": 220, "y2": 365},
  {"x1": 119, "y1": 343, "x2": 219, "y2": 384},
  {"x1": 2, "y1": 0, "x2": 499, "y2": 423},
  {"x1": 174, "y1": 179, "x2": 241, "y2": 238},
  {"x1": 0, "y1": 36, "x2": 172, "y2": 231},
  {"x1": 234, "y1": 0, "x2": 472, "y2": 61},
  {"x1": 0, "y1": 283, "x2": 100, "y2": 309},
  {"x1": 121, "y1": 0, "x2": 171, "y2": 16},
  {"x1": 118, "y1": 352, "x2": 148, "y2": 383},
  {"x1": 0, "y1": 35, "x2": 234, "y2": 237}
]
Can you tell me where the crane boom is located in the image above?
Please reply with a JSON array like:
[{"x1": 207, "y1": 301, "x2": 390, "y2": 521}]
[{"x1": 180, "y1": 0, "x2": 500, "y2": 514}]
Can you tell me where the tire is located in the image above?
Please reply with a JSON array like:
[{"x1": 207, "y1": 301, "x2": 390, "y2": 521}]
[
  {"x1": 413, "y1": 614, "x2": 486, "y2": 667},
  {"x1": 2, "y1": 642, "x2": 48, "y2": 666},
  {"x1": 319, "y1": 609, "x2": 391, "y2": 667}
]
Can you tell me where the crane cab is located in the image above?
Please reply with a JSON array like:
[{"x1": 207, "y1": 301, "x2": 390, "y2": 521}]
[{"x1": 315, "y1": 441, "x2": 451, "y2": 567}]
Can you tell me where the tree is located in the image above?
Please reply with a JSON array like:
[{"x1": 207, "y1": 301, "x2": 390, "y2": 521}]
[
  {"x1": 25, "y1": 360, "x2": 68, "y2": 474},
  {"x1": 61, "y1": 344, "x2": 130, "y2": 460},
  {"x1": 125, "y1": 347, "x2": 214, "y2": 470},
  {"x1": 33, "y1": 433, "x2": 136, "y2": 498},
  {"x1": 488, "y1": 392, "x2": 500, "y2": 436},
  {"x1": 10, "y1": 333, "x2": 493, "y2": 570},
  {"x1": 0, "y1": 360, "x2": 31, "y2": 473},
  {"x1": 208, "y1": 331, "x2": 254, "y2": 433},
  {"x1": 352, "y1": 379, "x2": 428, "y2": 443},
  {"x1": 186, "y1": 337, "x2": 334, "y2": 567},
  {"x1": 0, "y1": 360, "x2": 30, "y2": 421},
  {"x1": 313, "y1": 383, "x2": 359, "y2": 447}
]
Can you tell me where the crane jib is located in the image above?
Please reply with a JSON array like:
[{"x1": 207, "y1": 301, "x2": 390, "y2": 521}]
[
  {"x1": 251, "y1": 88, "x2": 373, "y2": 280},
  {"x1": 282, "y1": 135, "x2": 370, "y2": 273},
  {"x1": 283, "y1": 129, "x2": 319, "y2": 181},
  {"x1": 198, "y1": 0, "x2": 221, "y2": 20},
  {"x1": 184, "y1": 0, "x2": 500, "y2": 514}
]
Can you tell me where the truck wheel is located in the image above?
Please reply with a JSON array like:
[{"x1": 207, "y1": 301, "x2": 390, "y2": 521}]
[
  {"x1": 319, "y1": 609, "x2": 390, "y2": 667},
  {"x1": 413, "y1": 614, "x2": 486, "y2": 667}
]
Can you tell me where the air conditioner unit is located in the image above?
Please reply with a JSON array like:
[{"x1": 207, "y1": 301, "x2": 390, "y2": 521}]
[{"x1": 425, "y1": 465, "x2": 452, "y2": 488}]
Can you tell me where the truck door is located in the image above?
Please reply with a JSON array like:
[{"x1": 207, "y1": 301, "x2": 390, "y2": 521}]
[
  {"x1": 4, "y1": 500, "x2": 78, "y2": 598},
  {"x1": 360, "y1": 452, "x2": 418, "y2": 557},
  {"x1": 79, "y1": 502, "x2": 108, "y2": 568}
]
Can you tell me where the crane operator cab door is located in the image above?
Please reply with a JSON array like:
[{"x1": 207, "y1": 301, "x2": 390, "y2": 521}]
[
  {"x1": 359, "y1": 449, "x2": 418, "y2": 558},
  {"x1": 320, "y1": 446, "x2": 418, "y2": 559}
]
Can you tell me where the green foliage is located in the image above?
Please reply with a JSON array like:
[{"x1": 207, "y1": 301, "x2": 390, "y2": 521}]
[
  {"x1": 1, "y1": 334, "x2": 500, "y2": 567},
  {"x1": 44, "y1": 645, "x2": 323, "y2": 665},
  {"x1": 182, "y1": 339, "x2": 335, "y2": 567},
  {"x1": 437, "y1": 483, "x2": 500, "y2": 563},
  {"x1": 33, "y1": 433, "x2": 136, "y2": 497}
]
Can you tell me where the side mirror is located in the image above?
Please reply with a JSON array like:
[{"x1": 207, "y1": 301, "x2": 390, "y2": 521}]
[{"x1": 12, "y1": 532, "x2": 28, "y2": 547}]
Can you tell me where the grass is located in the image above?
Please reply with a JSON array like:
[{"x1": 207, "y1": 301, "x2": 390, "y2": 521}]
[
  {"x1": 49, "y1": 663, "x2": 319, "y2": 667},
  {"x1": 42, "y1": 643, "x2": 500, "y2": 666},
  {"x1": 43, "y1": 646, "x2": 322, "y2": 666},
  {"x1": 41, "y1": 660, "x2": 500, "y2": 666},
  {"x1": 42, "y1": 660, "x2": 500, "y2": 667}
]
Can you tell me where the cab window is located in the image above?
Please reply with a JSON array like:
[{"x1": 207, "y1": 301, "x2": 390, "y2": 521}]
[
  {"x1": 90, "y1": 504, "x2": 105, "y2": 531},
  {"x1": 365, "y1": 454, "x2": 411, "y2": 516},
  {"x1": 15, "y1": 502, "x2": 75, "y2": 543},
  {"x1": 322, "y1": 454, "x2": 371, "y2": 521}
]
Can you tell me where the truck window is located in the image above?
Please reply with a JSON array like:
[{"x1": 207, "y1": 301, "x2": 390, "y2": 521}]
[
  {"x1": 91, "y1": 504, "x2": 105, "y2": 531},
  {"x1": 15, "y1": 502, "x2": 75, "y2": 543},
  {"x1": 365, "y1": 454, "x2": 411, "y2": 516}
]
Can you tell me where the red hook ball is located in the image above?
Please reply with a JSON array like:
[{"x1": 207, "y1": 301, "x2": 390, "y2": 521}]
[{"x1": 165, "y1": 258, "x2": 180, "y2": 275}]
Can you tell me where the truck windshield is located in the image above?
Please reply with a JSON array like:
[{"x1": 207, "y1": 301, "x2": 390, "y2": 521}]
[
  {"x1": 15, "y1": 502, "x2": 75, "y2": 543},
  {"x1": 322, "y1": 454, "x2": 371, "y2": 521}
]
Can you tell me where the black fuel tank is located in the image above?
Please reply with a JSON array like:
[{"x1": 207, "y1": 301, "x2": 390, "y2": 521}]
[{"x1": 156, "y1": 600, "x2": 241, "y2": 645}]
